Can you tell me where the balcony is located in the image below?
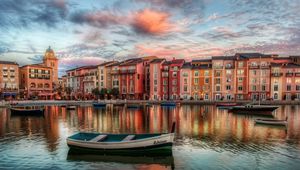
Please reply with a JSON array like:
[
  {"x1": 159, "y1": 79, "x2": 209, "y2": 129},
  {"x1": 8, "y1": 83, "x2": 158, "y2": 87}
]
[
  {"x1": 286, "y1": 73, "x2": 294, "y2": 77},
  {"x1": 119, "y1": 69, "x2": 136, "y2": 74},
  {"x1": 295, "y1": 73, "x2": 300, "y2": 77},
  {"x1": 249, "y1": 65, "x2": 259, "y2": 69},
  {"x1": 271, "y1": 73, "x2": 283, "y2": 77},
  {"x1": 213, "y1": 66, "x2": 223, "y2": 69},
  {"x1": 225, "y1": 65, "x2": 234, "y2": 69},
  {"x1": 111, "y1": 70, "x2": 119, "y2": 74},
  {"x1": 162, "y1": 68, "x2": 169, "y2": 71}
]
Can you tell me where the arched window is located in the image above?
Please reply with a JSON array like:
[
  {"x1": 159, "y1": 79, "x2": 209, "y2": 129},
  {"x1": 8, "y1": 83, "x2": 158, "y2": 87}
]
[
  {"x1": 30, "y1": 83, "x2": 36, "y2": 88},
  {"x1": 38, "y1": 83, "x2": 43, "y2": 88},
  {"x1": 44, "y1": 83, "x2": 50, "y2": 88}
]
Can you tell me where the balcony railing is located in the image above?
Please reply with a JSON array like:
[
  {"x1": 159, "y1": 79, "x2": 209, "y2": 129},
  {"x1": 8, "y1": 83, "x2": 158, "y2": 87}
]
[
  {"x1": 271, "y1": 73, "x2": 283, "y2": 77},
  {"x1": 249, "y1": 65, "x2": 259, "y2": 69},
  {"x1": 119, "y1": 69, "x2": 136, "y2": 74},
  {"x1": 286, "y1": 73, "x2": 294, "y2": 77},
  {"x1": 225, "y1": 65, "x2": 234, "y2": 69}
]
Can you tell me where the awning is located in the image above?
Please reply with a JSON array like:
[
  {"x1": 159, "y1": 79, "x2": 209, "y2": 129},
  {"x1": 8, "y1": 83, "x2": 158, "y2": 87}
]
[{"x1": 2, "y1": 92, "x2": 17, "y2": 96}]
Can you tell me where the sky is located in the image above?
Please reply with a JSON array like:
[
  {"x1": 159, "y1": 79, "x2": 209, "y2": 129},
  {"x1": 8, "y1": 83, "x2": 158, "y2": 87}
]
[{"x1": 0, "y1": 0, "x2": 300, "y2": 76}]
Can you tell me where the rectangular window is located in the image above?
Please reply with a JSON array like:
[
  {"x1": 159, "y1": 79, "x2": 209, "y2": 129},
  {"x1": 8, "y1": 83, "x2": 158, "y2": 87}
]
[
  {"x1": 237, "y1": 69, "x2": 244, "y2": 75},
  {"x1": 252, "y1": 85, "x2": 256, "y2": 91},
  {"x1": 216, "y1": 78, "x2": 221, "y2": 84},
  {"x1": 226, "y1": 85, "x2": 231, "y2": 90},
  {"x1": 262, "y1": 85, "x2": 266, "y2": 91},
  {"x1": 274, "y1": 85, "x2": 278, "y2": 91},
  {"x1": 215, "y1": 86, "x2": 221, "y2": 92},
  {"x1": 194, "y1": 78, "x2": 199, "y2": 84},
  {"x1": 238, "y1": 77, "x2": 243, "y2": 82},
  {"x1": 204, "y1": 70, "x2": 209, "y2": 76},
  {"x1": 287, "y1": 85, "x2": 291, "y2": 91},
  {"x1": 172, "y1": 79, "x2": 177, "y2": 85},
  {"x1": 238, "y1": 62, "x2": 244, "y2": 68},
  {"x1": 205, "y1": 78, "x2": 209, "y2": 84},
  {"x1": 184, "y1": 85, "x2": 188, "y2": 92},
  {"x1": 194, "y1": 71, "x2": 199, "y2": 77},
  {"x1": 184, "y1": 78, "x2": 187, "y2": 84},
  {"x1": 172, "y1": 72, "x2": 177, "y2": 77},
  {"x1": 238, "y1": 85, "x2": 243, "y2": 91},
  {"x1": 296, "y1": 85, "x2": 300, "y2": 91}
]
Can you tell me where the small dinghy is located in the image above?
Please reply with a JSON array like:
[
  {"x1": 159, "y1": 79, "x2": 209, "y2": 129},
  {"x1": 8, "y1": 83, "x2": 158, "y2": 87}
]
[
  {"x1": 67, "y1": 105, "x2": 76, "y2": 110},
  {"x1": 160, "y1": 102, "x2": 176, "y2": 107},
  {"x1": 10, "y1": 106, "x2": 45, "y2": 116},
  {"x1": 93, "y1": 103, "x2": 106, "y2": 108},
  {"x1": 255, "y1": 117, "x2": 288, "y2": 126},
  {"x1": 67, "y1": 122, "x2": 176, "y2": 153}
]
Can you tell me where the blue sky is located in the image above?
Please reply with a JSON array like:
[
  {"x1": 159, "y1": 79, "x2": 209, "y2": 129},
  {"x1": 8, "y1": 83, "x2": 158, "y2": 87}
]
[{"x1": 0, "y1": 0, "x2": 299, "y2": 76}]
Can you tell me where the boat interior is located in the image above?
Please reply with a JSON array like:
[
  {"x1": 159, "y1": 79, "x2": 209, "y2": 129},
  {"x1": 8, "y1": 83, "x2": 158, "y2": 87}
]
[{"x1": 69, "y1": 132, "x2": 163, "y2": 142}]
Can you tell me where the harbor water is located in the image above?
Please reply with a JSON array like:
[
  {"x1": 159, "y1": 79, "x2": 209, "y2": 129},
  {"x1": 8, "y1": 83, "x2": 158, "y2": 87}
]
[{"x1": 0, "y1": 105, "x2": 299, "y2": 169}]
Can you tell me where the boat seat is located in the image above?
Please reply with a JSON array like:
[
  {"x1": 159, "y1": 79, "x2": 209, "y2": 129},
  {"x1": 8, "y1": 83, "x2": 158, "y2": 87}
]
[
  {"x1": 89, "y1": 135, "x2": 107, "y2": 142},
  {"x1": 122, "y1": 135, "x2": 135, "y2": 141}
]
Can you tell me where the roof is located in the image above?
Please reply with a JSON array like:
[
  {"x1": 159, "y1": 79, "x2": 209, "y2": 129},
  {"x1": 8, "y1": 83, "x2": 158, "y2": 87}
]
[
  {"x1": 171, "y1": 59, "x2": 185, "y2": 64},
  {"x1": 150, "y1": 58, "x2": 165, "y2": 64},
  {"x1": 21, "y1": 63, "x2": 52, "y2": 69},
  {"x1": 192, "y1": 64, "x2": 212, "y2": 69},
  {"x1": 0, "y1": 60, "x2": 18, "y2": 65},
  {"x1": 282, "y1": 63, "x2": 300, "y2": 68},
  {"x1": 98, "y1": 61, "x2": 117, "y2": 67},
  {"x1": 66, "y1": 65, "x2": 98, "y2": 72},
  {"x1": 212, "y1": 56, "x2": 235, "y2": 60},
  {"x1": 235, "y1": 53, "x2": 273, "y2": 59},
  {"x1": 162, "y1": 61, "x2": 171, "y2": 65},
  {"x1": 120, "y1": 58, "x2": 143, "y2": 66},
  {"x1": 192, "y1": 59, "x2": 212, "y2": 62},
  {"x1": 270, "y1": 63, "x2": 282, "y2": 67},
  {"x1": 181, "y1": 62, "x2": 192, "y2": 69}
]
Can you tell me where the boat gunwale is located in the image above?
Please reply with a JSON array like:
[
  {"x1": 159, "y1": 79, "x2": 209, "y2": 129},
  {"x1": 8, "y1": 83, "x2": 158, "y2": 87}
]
[{"x1": 67, "y1": 132, "x2": 174, "y2": 145}]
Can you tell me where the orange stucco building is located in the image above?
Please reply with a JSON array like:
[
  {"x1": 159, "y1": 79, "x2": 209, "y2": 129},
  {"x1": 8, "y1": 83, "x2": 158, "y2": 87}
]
[{"x1": 19, "y1": 47, "x2": 58, "y2": 99}]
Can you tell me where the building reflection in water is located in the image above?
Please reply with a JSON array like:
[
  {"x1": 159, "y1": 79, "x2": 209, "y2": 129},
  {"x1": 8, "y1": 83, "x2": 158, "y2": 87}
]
[{"x1": 0, "y1": 104, "x2": 300, "y2": 152}]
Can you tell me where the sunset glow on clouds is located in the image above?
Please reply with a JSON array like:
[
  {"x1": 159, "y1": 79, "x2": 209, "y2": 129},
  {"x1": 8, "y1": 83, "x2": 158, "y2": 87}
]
[{"x1": 0, "y1": 0, "x2": 300, "y2": 76}]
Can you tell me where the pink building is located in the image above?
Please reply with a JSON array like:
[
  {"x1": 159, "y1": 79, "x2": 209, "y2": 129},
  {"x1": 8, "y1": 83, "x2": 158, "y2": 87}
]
[
  {"x1": 149, "y1": 58, "x2": 165, "y2": 100},
  {"x1": 119, "y1": 58, "x2": 145, "y2": 99}
]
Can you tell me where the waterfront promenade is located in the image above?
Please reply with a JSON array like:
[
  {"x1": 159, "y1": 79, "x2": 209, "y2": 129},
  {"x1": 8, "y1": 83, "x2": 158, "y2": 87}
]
[{"x1": 2, "y1": 99, "x2": 300, "y2": 107}]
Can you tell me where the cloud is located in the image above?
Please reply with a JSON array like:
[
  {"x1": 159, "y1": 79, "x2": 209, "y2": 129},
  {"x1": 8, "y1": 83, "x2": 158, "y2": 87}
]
[
  {"x1": 200, "y1": 27, "x2": 253, "y2": 41},
  {"x1": 0, "y1": 0, "x2": 69, "y2": 29},
  {"x1": 131, "y1": 9, "x2": 178, "y2": 35},
  {"x1": 70, "y1": 10, "x2": 126, "y2": 28}
]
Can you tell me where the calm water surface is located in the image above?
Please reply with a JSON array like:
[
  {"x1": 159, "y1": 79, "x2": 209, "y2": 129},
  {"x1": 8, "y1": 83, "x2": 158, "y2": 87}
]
[{"x1": 0, "y1": 105, "x2": 300, "y2": 170}]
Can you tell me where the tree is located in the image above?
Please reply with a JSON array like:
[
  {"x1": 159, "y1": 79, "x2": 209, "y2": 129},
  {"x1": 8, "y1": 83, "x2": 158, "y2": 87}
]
[
  {"x1": 100, "y1": 88, "x2": 108, "y2": 99},
  {"x1": 111, "y1": 88, "x2": 119, "y2": 99},
  {"x1": 65, "y1": 87, "x2": 73, "y2": 100},
  {"x1": 92, "y1": 88, "x2": 100, "y2": 99}
]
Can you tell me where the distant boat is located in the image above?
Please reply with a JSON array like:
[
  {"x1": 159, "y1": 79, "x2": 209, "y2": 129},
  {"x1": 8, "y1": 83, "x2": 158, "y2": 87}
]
[
  {"x1": 67, "y1": 105, "x2": 76, "y2": 110},
  {"x1": 229, "y1": 105, "x2": 278, "y2": 115},
  {"x1": 216, "y1": 103, "x2": 239, "y2": 109},
  {"x1": 127, "y1": 104, "x2": 140, "y2": 109},
  {"x1": 160, "y1": 102, "x2": 176, "y2": 107},
  {"x1": 255, "y1": 117, "x2": 288, "y2": 126},
  {"x1": 93, "y1": 103, "x2": 106, "y2": 107},
  {"x1": 113, "y1": 103, "x2": 125, "y2": 107},
  {"x1": 67, "y1": 122, "x2": 176, "y2": 152},
  {"x1": 61, "y1": 105, "x2": 67, "y2": 107},
  {"x1": 10, "y1": 106, "x2": 45, "y2": 116}
]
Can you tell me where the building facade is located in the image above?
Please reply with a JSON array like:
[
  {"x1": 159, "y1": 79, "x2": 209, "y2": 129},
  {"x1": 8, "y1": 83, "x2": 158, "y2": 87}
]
[{"x1": 0, "y1": 61, "x2": 19, "y2": 99}]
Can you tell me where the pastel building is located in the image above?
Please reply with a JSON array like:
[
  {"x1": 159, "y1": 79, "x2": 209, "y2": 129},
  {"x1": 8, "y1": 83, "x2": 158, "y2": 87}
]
[
  {"x1": 19, "y1": 47, "x2": 58, "y2": 99},
  {"x1": 180, "y1": 62, "x2": 192, "y2": 100},
  {"x1": 191, "y1": 59, "x2": 212, "y2": 100},
  {"x1": 149, "y1": 58, "x2": 165, "y2": 100},
  {"x1": 98, "y1": 61, "x2": 117, "y2": 91},
  {"x1": 119, "y1": 58, "x2": 145, "y2": 99},
  {"x1": 0, "y1": 61, "x2": 19, "y2": 99},
  {"x1": 234, "y1": 54, "x2": 249, "y2": 100},
  {"x1": 166, "y1": 59, "x2": 185, "y2": 100},
  {"x1": 110, "y1": 62, "x2": 121, "y2": 93},
  {"x1": 212, "y1": 56, "x2": 236, "y2": 101},
  {"x1": 83, "y1": 66, "x2": 98, "y2": 97},
  {"x1": 281, "y1": 63, "x2": 300, "y2": 100}
]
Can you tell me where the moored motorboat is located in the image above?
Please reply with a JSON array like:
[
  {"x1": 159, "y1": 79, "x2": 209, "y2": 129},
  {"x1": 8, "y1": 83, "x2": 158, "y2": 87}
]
[
  {"x1": 229, "y1": 104, "x2": 278, "y2": 115},
  {"x1": 10, "y1": 106, "x2": 45, "y2": 116},
  {"x1": 127, "y1": 104, "x2": 140, "y2": 109},
  {"x1": 93, "y1": 103, "x2": 106, "y2": 107},
  {"x1": 160, "y1": 102, "x2": 176, "y2": 107},
  {"x1": 255, "y1": 117, "x2": 288, "y2": 126},
  {"x1": 67, "y1": 105, "x2": 76, "y2": 110},
  {"x1": 67, "y1": 122, "x2": 176, "y2": 152}
]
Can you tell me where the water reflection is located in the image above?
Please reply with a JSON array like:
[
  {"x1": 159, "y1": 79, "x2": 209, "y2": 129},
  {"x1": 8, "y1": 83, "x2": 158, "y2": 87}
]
[{"x1": 0, "y1": 105, "x2": 300, "y2": 169}]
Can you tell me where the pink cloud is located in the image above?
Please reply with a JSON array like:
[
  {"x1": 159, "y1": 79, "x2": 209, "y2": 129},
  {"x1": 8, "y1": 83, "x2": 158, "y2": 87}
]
[{"x1": 131, "y1": 9, "x2": 179, "y2": 35}]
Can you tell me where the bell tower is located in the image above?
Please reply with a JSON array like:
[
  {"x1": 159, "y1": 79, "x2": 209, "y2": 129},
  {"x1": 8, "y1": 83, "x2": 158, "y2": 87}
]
[{"x1": 43, "y1": 46, "x2": 59, "y2": 86}]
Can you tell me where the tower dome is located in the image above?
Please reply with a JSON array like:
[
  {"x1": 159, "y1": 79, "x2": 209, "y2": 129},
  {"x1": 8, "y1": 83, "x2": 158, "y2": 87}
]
[{"x1": 44, "y1": 46, "x2": 56, "y2": 59}]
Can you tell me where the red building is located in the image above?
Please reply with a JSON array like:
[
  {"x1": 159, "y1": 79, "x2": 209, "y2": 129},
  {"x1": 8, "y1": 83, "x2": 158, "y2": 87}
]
[{"x1": 161, "y1": 59, "x2": 185, "y2": 100}]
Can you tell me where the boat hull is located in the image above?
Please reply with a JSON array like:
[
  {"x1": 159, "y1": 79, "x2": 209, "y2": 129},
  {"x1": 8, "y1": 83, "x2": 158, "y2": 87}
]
[
  {"x1": 67, "y1": 133, "x2": 174, "y2": 152},
  {"x1": 255, "y1": 119, "x2": 287, "y2": 126},
  {"x1": 10, "y1": 108, "x2": 44, "y2": 116},
  {"x1": 160, "y1": 103, "x2": 176, "y2": 107},
  {"x1": 229, "y1": 105, "x2": 278, "y2": 115},
  {"x1": 93, "y1": 103, "x2": 106, "y2": 107}
]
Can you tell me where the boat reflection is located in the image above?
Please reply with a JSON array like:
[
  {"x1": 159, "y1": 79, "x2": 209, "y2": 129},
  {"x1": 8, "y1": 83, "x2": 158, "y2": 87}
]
[{"x1": 67, "y1": 149, "x2": 174, "y2": 168}]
